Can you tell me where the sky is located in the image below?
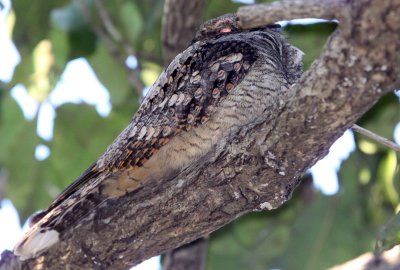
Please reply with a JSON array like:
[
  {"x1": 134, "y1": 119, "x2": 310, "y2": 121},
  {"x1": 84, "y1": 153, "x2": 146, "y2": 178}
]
[{"x1": 0, "y1": 0, "x2": 399, "y2": 267}]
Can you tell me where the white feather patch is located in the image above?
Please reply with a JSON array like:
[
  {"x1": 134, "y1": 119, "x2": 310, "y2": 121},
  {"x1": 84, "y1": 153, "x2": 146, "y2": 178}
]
[{"x1": 14, "y1": 228, "x2": 59, "y2": 260}]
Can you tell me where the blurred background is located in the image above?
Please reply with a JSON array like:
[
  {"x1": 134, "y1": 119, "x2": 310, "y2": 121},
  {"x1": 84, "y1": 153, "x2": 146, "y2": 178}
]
[{"x1": 0, "y1": 0, "x2": 399, "y2": 269}]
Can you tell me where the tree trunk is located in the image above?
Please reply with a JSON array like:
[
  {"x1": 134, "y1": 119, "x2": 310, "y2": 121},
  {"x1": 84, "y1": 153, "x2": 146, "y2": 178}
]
[
  {"x1": 162, "y1": 0, "x2": 206, "y2": 64},
  {"x1": 1, "y1": 0, "x2": 400, "y2": 269},
  {"x1": 163, "y1": 238, "x2": 208, "y2": 270}
]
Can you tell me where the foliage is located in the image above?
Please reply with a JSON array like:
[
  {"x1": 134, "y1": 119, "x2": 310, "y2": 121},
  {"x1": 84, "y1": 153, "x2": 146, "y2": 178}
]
[{"x1": 0, "y1": 0, "x2": 399, "y2": 269}]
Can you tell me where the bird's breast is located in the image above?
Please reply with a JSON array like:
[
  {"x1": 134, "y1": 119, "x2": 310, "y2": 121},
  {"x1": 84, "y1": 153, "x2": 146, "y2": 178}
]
[{"x1": 100, "y1": 60, "x2": 282, "y2": 198}]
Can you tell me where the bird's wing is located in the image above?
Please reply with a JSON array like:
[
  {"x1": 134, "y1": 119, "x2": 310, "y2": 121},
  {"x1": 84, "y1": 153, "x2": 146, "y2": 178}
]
[
  {"x1": 14, "y1": 36, "x2": 260, "y2": 260},
  {"x1": 44, "y1": 37, "x2": 258, "y2": 212},
  {"x1": 98, "y1": 38, "x2": 259, "y2": 171}
]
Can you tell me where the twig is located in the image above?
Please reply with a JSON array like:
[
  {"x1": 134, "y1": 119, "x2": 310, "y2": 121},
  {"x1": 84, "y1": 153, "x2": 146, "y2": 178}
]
[
  {"x1": 93, "y1": 0, "x2": 123, "y2": 43},
  {"x1": 77, "y1": 0, "x2": 144, "y2": 94},
  {"x1": 92, "y1": 0, "x2": 145, "y2": 94},
  {"x1": 92, "y1": 0, "x2": 137, "y2": 58},
  {"x1": 352, "y1": 124, "x2": 400, "y2": 153}
]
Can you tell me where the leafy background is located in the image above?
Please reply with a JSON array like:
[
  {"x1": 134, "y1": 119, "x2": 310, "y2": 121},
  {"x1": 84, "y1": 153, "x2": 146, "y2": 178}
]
[{"x1": 0, "y1": 0, "x2": 399, "y2": 269}]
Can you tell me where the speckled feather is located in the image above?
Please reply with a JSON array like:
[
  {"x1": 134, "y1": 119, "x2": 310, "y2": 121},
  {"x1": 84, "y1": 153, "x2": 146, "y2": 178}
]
[
  {"x1": 14, "y1": 13, "x2": 304, "y2": 260},
  {"x1": 107, "y1": 41, "x2": 257, "y2": 169},
  {"x1": 40, "y1": 36, "x2": 259, "y2": 214}
]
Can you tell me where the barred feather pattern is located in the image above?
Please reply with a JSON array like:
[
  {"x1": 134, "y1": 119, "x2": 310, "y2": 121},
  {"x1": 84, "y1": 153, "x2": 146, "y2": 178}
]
[{"x1": 14, "y1": 14, "x2": 303, "y2": 260}]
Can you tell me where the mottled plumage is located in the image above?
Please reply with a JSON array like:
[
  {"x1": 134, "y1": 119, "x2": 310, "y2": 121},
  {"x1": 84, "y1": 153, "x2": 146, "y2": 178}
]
[{"x1": 14, "y1": 13, "x2": 303, "y2": 259}]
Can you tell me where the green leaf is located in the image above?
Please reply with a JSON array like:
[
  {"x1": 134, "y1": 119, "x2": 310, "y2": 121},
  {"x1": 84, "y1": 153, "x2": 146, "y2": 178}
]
[
  {"x1": 49, "y1": 27, "x2": 69, "y2": 73},
  {"x1": 0, "y1": 94, "x2": 42, "y2": 219},
  {"x1": 119, "y1": 1, "x2": 143, "y2": 46},
  {"x1": 271, "y1": 153, "x2": 375, "y2": 270},
  {"x1": 51, "y1": 1, "x2": 97, "y2": 59},
  {"x1": 51, "y1": 1, "x2": 89, "y2": 32},
  {"x1": 88, "y1": 43, "x2": 133, "y2": 106},
  {"x1": 67, "y1": 28, "x2": 97, "y2": 59},
  {"x1": 43, "y1": 103, "x2": 129, "y2": 192},
  {"x1": 354, "y1": 94, "x2": 400, "y2": 209},
  {"x1": 205, "y1": 0, "x2": 241, "y2": 20},
  {"x1": 377, "y1": 151, "x2": 398, "y2": 206},
  {"x1": 9, "y1": 8, "x2": 71, "y2": 98},
  {"x1": 133, "y1": 0, "x2": 164, "y2": 58},
  {"x1": 284, "y1": 23, "x2": 337, "y2": 69},
  {"x1": 208, "y1": 151, "x2": 377, "y2": 270},
  {"x1": 358, "y1": 93, "x2": 400, "y2": 143},
  {"x1": 207, "y1": 182, "x2": 303, "y2": 270},
  {"x1": 11, "y1": 0, "x2": 69, "y2": 49},
  {"x1": 1, "y1": 99, "x2": 134, "y2": 220},
  {"x1": 8, "y1": 51, "x2": 34, "y2": 91},
  {"x1": 208, "y1": 211, "x2": 291, "y2": 270}
]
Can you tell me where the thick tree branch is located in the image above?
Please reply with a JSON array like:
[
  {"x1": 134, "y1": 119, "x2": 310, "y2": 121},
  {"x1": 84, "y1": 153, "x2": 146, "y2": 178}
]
[
  {"x1": 1, "y1": 0, "x2": 400, "y2": 269},
  {"x1": 238, "y1": 0, "x2": 351, "y2": 32},
  {"x1": 161, "y1": 0, "x2": 206, "y2": 64}
]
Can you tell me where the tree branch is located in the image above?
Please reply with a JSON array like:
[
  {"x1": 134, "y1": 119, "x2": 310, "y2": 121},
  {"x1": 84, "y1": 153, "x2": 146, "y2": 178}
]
[
  {"x1": 77, "y1": 1, "x2": 145, "y2": 94},
  {"x1": 238, "y1": 0, "x2": 350, "y2": 31},
  {"x1": 352, "y1": 125, "x2": 400, "y2": 153},
  {"x1": 1, "y1": 0, "x2": 400, "y2": 269},
  {"x1": 93, "y1": 0, "x2": 123, "y2": 43},
  {"x1": 161, "y1": 0, "x2": 206, "y2": 64}
]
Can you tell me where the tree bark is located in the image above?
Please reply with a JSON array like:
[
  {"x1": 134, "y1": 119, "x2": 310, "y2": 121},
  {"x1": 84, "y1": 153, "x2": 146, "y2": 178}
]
[
  {"x1": 1, "y1": 0, "x2": 400, "y2": 269},
  {"x1": 161, "y1": 0, "x2": 206, "y2": 64},
  {"x1": 163, "y1": 238, "x2": 208, "y2": 270}
]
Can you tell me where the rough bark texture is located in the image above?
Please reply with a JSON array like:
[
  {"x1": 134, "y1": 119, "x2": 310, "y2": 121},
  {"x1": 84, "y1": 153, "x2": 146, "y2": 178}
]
[
  {"x1": 163, "y1": 238, "x2": 208, "y2": 270},
  {"x1": 162, "y1": 0, "x2": 206, "y2": 64},
  {"x1": 238, "y1": 0, "x2": 350, "y2": 31},
  {"x1": 1, "y1": 0, "x2": 400, "y2": 269}
]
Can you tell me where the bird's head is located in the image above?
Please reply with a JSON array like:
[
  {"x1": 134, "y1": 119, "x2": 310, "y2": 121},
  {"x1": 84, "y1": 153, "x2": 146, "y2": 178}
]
[{"x1": 193, "y1": 13, "x2": 281, "y2": 42}]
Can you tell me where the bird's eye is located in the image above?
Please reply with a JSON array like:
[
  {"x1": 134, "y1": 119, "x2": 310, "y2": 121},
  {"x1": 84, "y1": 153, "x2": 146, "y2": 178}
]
[{"x1": 219, "y1": 28, "x2": 232, "y2": 33}]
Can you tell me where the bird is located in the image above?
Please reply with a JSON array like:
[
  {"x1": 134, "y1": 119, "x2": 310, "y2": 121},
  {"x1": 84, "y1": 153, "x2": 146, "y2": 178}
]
[{"x1": 14, "y1": 13, "x2": 303, "y2": 260}]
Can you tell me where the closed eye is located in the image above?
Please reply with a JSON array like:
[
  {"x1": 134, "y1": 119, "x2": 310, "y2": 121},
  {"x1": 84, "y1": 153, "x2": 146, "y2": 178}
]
[{"x1": 219, "y1": 28, "x2": 232, "y2": 33}]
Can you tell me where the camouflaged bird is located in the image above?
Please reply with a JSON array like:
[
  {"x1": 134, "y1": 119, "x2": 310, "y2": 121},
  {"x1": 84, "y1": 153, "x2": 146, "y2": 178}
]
[{"x1": 14, "y1": 13, "x2": 303, "y2": 259}]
